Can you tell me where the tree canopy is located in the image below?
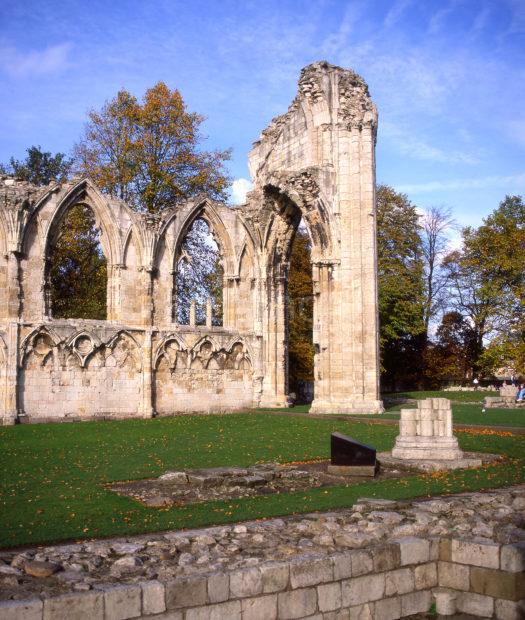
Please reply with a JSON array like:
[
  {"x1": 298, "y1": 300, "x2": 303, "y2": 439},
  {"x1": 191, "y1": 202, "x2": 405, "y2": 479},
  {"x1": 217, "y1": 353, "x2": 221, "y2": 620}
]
[
  {"x1": 4, "y1": 146, "x2": 72, "y2": 185},
  {"x1": 74, "y1": 83, "x2": 231, "y2": 213}
]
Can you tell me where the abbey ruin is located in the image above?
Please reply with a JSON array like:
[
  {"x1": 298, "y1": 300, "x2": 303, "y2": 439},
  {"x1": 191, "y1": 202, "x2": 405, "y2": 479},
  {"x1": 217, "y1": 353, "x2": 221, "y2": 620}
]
[{"x1": 0, "y1": 61, "x2": 383, "y2": 424}]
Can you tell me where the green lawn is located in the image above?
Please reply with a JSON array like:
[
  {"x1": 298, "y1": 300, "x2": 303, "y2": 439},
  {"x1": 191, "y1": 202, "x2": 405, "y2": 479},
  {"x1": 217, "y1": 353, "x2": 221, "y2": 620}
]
[
  {"x1": 1, "y1": 413, "x2": 523, "y2": 549},
  {"x1": 383, "y1": 390, "x2": 498, "y2": 403},
  {"x1": 378, "y1": 404, "x2": 525, "y2": 428}
]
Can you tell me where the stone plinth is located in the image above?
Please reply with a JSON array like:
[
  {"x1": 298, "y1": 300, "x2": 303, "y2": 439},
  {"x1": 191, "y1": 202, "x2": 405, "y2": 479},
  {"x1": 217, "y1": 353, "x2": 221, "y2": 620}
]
[{"x1": 391, "y1": 398, "x2": 463, "y2": 461}]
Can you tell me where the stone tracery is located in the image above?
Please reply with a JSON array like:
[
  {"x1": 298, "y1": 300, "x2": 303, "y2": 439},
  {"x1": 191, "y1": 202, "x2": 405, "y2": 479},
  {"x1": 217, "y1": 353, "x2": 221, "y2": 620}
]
[{"x1": 0, "y1": 61, "x2": 383, "y2": 423}]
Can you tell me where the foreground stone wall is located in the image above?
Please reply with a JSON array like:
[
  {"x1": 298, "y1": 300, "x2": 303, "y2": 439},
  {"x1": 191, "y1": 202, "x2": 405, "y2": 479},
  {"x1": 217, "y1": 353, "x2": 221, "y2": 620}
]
[
  {"x1": 2, "y1": 486, "x2": 524, "y2": 619},
  {"x1": 0, "y1": 60, "x2": 383, "y2": 423}
]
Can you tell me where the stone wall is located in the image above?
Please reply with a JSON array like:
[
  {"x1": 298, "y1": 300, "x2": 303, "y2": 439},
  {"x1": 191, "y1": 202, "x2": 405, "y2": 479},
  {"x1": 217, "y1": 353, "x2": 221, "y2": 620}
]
[
  {"x1": 1, "y1": 536, "x2": 523, "y2": 619},
  {"x1": 0, "y1": 61, "x2": 384, "y2": 424}
]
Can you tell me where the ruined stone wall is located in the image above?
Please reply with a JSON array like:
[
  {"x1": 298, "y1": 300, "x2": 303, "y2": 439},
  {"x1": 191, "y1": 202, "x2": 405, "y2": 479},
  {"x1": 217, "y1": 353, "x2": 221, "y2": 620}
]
[{"x1": 0, "y1": 61, "x2": 383, "y2": 424}]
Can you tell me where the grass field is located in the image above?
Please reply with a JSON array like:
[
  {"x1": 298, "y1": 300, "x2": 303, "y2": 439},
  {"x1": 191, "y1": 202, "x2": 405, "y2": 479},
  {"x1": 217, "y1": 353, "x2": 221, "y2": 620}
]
[
  {"x1": 1, "y1": 413, "x2": 523, "y2": 549},
  {"x1": 383, "y1": 390, "x2": 498, "y2": 403},
  {"x1": 379, "y1": 404, "x2": 525, "y2": 428}
]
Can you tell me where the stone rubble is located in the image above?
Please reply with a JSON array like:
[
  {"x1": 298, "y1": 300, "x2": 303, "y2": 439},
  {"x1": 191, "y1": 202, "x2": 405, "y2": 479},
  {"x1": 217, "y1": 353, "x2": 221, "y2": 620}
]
[{"x1": 0, "y1": 485, "x2": 523, "y2": 602}]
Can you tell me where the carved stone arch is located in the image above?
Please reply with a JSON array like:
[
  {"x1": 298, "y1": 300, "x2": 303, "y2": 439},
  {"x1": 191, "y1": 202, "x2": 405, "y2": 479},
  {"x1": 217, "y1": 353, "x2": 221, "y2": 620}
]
[
  {"x1": 122, "y1": 225, "x2": 143, "y2": 267},
  {"x1": 20, "y1": 326, "x2": 61, "y2": 369},
  {"x1": 105, "y1": 330, "x2": 142, "y2": 371},
  {"x1": 173, "y1": 199, "x2": 236, "y2": 276},
  {"x1": 192, "y1": 334, "x2": 220, "y2": 355},
  {"x1": 236, "y1": 240, "x2": 256, "y2": 279},
  {"x1": 39, "y1": 178, "x2": 122, "y2": 267},
  {"x1": 0, "y1": 212, "x2": 8, "y2": 257},
  {"x1": 225, "y1": 336, "x2": 255, "y2": 364},
  {"x1": 66, "y1": 331, "x2": 102, "y2": 368},
  {"x1": 153, "y1": 334, "x2": 188, "y2": 369}
]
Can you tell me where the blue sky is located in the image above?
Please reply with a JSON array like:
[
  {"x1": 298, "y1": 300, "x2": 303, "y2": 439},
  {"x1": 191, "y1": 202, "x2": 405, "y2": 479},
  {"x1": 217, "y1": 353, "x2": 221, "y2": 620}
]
[{"x1": 1, "y1": 0, "x2": 524, "y2": 230}]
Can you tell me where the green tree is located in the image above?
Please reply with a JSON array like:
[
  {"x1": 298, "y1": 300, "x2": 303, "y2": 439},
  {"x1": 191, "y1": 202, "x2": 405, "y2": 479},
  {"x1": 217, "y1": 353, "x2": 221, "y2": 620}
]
[
  {"x1": 8, "y1": 146, "x2": 72, "y2": 185},
  {"x1": 74, "y1": 83, "x2": 231, "y2": 213},
  {"x1": 443, "y1": 195, "x2": 525, "y2": 376},
  {"x1": 288, "y1": 227, "x2": 314, "y2": 399},
  {"x1": 376, "y1": 185, "x2": 426, "y2": 390}
]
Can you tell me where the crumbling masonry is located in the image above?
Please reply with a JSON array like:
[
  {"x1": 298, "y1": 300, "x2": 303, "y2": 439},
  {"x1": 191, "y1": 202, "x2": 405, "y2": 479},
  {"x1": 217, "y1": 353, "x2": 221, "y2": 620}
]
[{"x1": 0, "y1": 61, "x2": 383, "y2": 423}]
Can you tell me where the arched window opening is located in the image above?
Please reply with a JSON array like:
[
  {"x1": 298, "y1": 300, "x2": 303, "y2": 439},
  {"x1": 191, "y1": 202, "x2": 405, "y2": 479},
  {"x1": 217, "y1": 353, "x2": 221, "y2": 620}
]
[
  {"x1": 174, "y1": 217, "x2": 223, "y2": 326},
  {"x1": 287, "y1": 219, "x2": 314, "y2": 403},
  {"x1": 48, "y1": 204, "x2": 107, "y2": 320}
]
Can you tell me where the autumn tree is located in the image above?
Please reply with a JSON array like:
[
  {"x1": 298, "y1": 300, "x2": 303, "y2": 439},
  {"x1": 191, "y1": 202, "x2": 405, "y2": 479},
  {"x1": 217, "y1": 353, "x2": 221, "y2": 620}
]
[
  {"x1": 423, "y1": 311, "x2": 478, "y2": 385},
  {"x1": 74, "y1": 83, "x2": 231, "y2": 213},
  {"x1": 288, "y1": 227, "x2": 314, "y2": 399},
  {"x1": 376, "y1": 185, "x2": 426, "y2": 390}
]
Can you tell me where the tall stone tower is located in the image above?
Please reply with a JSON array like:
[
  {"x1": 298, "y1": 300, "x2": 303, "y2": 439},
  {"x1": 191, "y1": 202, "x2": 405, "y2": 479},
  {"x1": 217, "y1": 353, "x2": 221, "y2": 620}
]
[{"x1": 246, "y1": 61, "x2": 383, "y2": 414}]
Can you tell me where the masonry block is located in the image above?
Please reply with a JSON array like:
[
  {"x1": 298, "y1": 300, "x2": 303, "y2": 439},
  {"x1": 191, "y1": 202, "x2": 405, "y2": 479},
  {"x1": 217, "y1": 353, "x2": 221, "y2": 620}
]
[
  {"x1": 384, "y1": 568, "x2": 415, "y2": 596},
  {"x1": 495, "y1": 598, "x2": 525, "y2": 620},
  {"x1": 185, "y1": 600, "x2": 241, "y2": 620},
  {"x1": 501, "y1": 542, "x2": 525, "y2": 573},
  {"x1": 342, "y1": 573, "x2": 385, "y2": 606},
  {"x1": 290, "y1": 555, "x2": 333, "y2": 588},
  {"x1": 229, "y1": 567, "x2": 263, "y2": 598},
  {"x1": 348, "y1": 603, "x2": 374, "y2": 619},
  {"x1": 414, "y1": 562, "x2": 437, "y2": 590},
  {"x1": 0, "y1": 599, "x2": 43, "y2": 620},
  {"x1": 241, "y1": 594, "x2": 278, "y2": 620},
  {"x1": 260, "y1": 561, "x2": 289, "y2": 593},
  {"x1": 207, "y1": 572, "x2": 229, "y2": 603},
  {"x1": 349, "y1": 550, "x2": 373, "y2": 576},
  {"x1": 451, "y1": 538, "x2": 500, "y2": 569},
  {"x1": 457, "y1": 591, "x2": 495, "y2": 617},
  {"x1": 470, "y1": 566, "x2": 525, "y2": 601},
  {"x1": 317, "y1": 582, "x2": 342, "y2": 612},
  {"x1": 372, "y1": 544, "x2": 401, "y2": 572},
  {"x1": 43, "y1": 591, "x2": 103, "y2": 620},
  {"x1": 374, "y1": 596, "x2": 402, "y2": 620},
  {"x1": 394, "y1": 537, "x2": 430, "y2": 566},
  {"x1": 141, "y1": 580, "x2": 166, "y2": 615},
  {"x1": 165, "y1": 575, "x2": 207, "y2": 609},
  {"x1": 277, "y1": 587, "x2": 318, "y2": 619},
  {"x1": 400, "y1": 590, "x2": 432, "y2": 617},
  {"x1": 438, "y1": 560, "x2": 470, "y2": 591},
  {"x1": 332, "y1": 552, "x2": 353, "y2": 580}
]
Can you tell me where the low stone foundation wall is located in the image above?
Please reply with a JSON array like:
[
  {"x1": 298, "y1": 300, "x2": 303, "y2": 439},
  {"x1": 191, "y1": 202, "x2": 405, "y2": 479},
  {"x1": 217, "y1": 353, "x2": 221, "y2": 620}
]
[
  {"x1": 1, "y1": 487, "x2": 524, "y2": 619},
  {"x1": 2, "y1": 536, "x2": 523, "y2": 619}
]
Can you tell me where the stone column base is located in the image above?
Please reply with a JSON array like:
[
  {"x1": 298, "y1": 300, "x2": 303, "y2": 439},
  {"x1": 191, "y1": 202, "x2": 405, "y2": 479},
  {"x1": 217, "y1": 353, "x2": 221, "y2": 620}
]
[
  {"x1": 309, "y1": 399, "x2": 384, "y2": 415},
  {"x1": 1, "y1": 413, "x2": 17, "y2": 425},
  {"x1": 392, "y1": 436, "x2": 463, "y2": 460},
  {"x1": 258, "y1": 397, "x2": 290, "y2": 409}
]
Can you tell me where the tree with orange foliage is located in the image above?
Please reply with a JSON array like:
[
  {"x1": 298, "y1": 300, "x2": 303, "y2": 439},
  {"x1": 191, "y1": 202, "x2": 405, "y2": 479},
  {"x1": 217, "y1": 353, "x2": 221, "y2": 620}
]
[{"x1": 74, "y1": 83, "x2": 231, "y2": 213}]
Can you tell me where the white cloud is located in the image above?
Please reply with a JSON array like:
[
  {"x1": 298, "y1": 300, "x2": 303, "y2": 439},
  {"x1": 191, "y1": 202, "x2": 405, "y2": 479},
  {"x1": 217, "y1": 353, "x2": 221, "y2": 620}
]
[
  {"x1": 383, "y1": 0, "x2": 414, "y2": 29},
  {"x1": 397, "y1": 172, "x2": 525, "y2": 194},
  {"x1": 0, "y1": 43, "x2": 72, "y2": 78},
  {"x1": 230, "y1": 178, "x2": 252, "y2": 205},
  {"x1": 381, "y1": 122, "x2": 480, "y2": 164}
]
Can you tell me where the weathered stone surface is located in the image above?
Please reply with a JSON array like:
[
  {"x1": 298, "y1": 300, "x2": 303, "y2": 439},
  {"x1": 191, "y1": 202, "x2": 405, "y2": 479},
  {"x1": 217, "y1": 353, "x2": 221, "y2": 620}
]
[
  {"x1": 317, "y1": 582, "x2": 342, "y2": 612},
  {"x1": 24, "y1": 561, "x2": 59, "y2": 578},
  {"x1": 456, "y1": 591, "x2": 495, "y2": 617},
  {"x1": 399, "y1": 590, "x2": 432, "y2": 616},
  {"x1": 260, "y1": 561, "x2": 289, "y2": 593},
  {"x1": 0, "y1": 598, "x2": 43, "y2": 620},
  {"x1": 277, "y1": 588, "x2": 317, "y2": 619},
  {"x1": 241, "y1": 594, "x2": 278, "y2": 620},
  {"x1": 384, "y1": 568, "x2": 414, "y2": 596},
  {"x1": 414, "y1": 562, "x2": 437, "y2": 590},
  {"x1": 342, "y1": 574, "x2": 385, "y2": 606},
  {"x1": 438, "y1": 560, "x2": 470, "y2": 590},
  {"x1": 495, "y1": 598, "x2": 525, "y2": 620},
  {"x1": 102, "y1": 584, "x2": 141, "y2": 619},
  {"x1": 290, "y1": 555, "x2": 332, "y2": 588},
  {"x1": 43, "y1": 591, "x2": 103, "y2": 620},
  {"x1": 451, "y1": 538, "x2": 500, "y2": 568},
  {"x1": 374, "y1": 596, "x2": 401, "y2": 620},
  {"x1": 470, "y1": 566, "x2": 525, "y2": 601},
  {"x1": 394, "y1": 537, "x2": 430, "y2": 565},
  {"x1": 142, "y1": 580, "x2": 166, "y2": 615},
  {"x1": 229, "y1": 567, "x2": 263, "y2": 598},
  {"x1": 165, "y1": 575, "x2": 207, "y2": 609},
  {"x1": 207, "y1": 572, "x2": 229, "y2": 603},
  {"x1": 501, "y1": 541, "x2": 525, "y2": 572}
]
